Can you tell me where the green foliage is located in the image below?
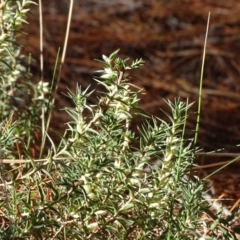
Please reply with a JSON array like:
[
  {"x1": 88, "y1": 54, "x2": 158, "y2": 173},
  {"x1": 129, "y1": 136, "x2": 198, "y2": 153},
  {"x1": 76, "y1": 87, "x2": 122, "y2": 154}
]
[
  {"x1": 0, "y1": 2, "x2": 239, "y2": 240},
  {"x1": 0, "y1": 0, "x2": 49, "y2": 154}
]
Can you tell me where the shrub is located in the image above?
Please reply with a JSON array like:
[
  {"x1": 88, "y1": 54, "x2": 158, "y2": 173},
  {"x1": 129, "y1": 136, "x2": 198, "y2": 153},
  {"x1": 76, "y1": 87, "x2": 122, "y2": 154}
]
[
  {"x1": 0, "y1": 0, "x2": 49, "y2": 157},
  {"x1": 0, "y1": 1, "x2": 239, "y2": 239}
]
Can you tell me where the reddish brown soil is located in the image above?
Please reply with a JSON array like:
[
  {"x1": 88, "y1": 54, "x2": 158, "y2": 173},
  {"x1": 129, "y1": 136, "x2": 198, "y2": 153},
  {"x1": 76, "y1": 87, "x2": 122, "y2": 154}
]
[{"x1": 21, "y1": 0, "x2": 240, "y2": 213}]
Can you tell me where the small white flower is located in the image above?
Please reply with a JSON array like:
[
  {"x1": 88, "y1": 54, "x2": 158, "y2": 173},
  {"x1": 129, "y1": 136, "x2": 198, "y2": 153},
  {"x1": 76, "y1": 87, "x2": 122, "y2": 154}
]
[
  {"x1": 100, "y1": 68, "x2": 117, "y2": 79},
  {"x1": 38, "y1": 81, "x2": 49, "y2": 93}
]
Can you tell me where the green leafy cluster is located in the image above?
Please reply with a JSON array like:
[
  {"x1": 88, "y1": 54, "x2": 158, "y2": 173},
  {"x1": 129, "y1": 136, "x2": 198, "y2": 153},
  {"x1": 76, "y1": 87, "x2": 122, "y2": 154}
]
[
  {"x1": 0, "y1": 0, "x2": 50, "y2": 155},
  {"x1": 50, "y1": 51, "x2": 207, "y2": 239},
  {"x1": 0, "y1": 2, "x2": 239, "y2": 239},
  {"x1": 0, "y1": 50, "x2": 236, "y2": 239}
]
